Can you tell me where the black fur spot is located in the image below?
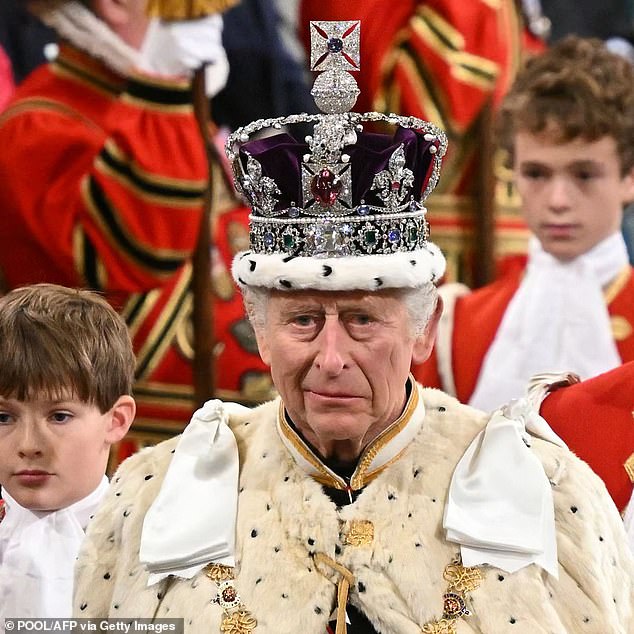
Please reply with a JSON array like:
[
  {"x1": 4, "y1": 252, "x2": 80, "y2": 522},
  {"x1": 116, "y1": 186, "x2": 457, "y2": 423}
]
[
  {"x1": 410, "y1": 260, "x2": 416, "y2": 266},
  {"x1": 282, "y1": 255, "x2": 296, "y2": 263},
  {"x1": 279, "y1": 279, "x2": 292, "y2": 288},
  {"x1": 322, "y1": 265, "x2": 333, "y2": 276},
  {"x1": 144, "y1": 474, "x2": 153, "y2": 481},
  {"x1": 374, "y1": 277, "x2": 384, "y2": 287},
  {"x1": 249, "y1": 260, "x2": 256, "y2": 271},
  {"x1": 571, "y1": 506, "x2": 578, "y2": 514}
]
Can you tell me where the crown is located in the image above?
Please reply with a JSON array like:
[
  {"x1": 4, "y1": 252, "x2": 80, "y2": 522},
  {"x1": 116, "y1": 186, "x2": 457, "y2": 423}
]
[{"x1": 226, "y1": 21, "x2": 448, "y2": 291}]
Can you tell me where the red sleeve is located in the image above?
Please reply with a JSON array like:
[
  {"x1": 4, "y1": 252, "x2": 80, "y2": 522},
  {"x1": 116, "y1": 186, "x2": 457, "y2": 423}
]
[
  {"x1": 0, "y1": 62, "x2": 206, "y2": 295},
  {"x1": 540, "y1": 363, "x2": 634, "y2": 513}
]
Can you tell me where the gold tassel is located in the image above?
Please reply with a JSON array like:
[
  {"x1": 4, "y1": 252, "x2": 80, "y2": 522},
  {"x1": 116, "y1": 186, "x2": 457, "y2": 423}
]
[
  {"x1": 146, "y1": 0, "x2": 239, "y2": 21},
  {"x1": 314, "y1": 553, "x2": 355, "y2": 634}
]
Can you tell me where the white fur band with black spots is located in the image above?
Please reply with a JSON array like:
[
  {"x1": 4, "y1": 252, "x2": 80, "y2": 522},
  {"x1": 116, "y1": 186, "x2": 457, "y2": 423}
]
[{"x1": 231, "y1": 244, "x2": 446, "y2": 291}]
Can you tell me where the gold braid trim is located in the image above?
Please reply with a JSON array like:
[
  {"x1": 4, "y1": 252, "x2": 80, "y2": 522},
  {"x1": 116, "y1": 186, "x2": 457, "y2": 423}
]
[
  {"x1": 313, "y1": 553, "x2": 355, "y2": 634},
  {"x1": 146, "y1": 0, "x2": 239, "y2": 20}
]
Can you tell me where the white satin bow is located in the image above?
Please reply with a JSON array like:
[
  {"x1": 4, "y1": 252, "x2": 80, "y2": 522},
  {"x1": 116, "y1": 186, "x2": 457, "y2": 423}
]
[
  {"x1": 140, "y1": 400, "x2": 246, "y2": 585},
  {"x1": 444, "y1": 399, "x2": 566, "y2": 577}
]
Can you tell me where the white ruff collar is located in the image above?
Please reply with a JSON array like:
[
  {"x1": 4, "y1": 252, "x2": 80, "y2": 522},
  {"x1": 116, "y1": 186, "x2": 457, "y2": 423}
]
[
  {"x1": 0, "y1": 477, "x2": 109, "y2": 620},
  {"x1": 469, "y1": 232, "x2": 628, "y2": 412},
  {"x1": 32, "y1": 0, "x2": 141, "y2": 76}
]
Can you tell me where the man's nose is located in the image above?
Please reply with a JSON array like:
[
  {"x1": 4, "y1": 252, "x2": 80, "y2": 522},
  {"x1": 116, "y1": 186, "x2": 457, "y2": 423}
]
[
  {"x1": 547, "y1": 176, "x2": 573, "y2": 212},
  {"x1": 17, "y1": 421, "x2": 46, "y2": 458},
  {"x1": 314, "y1": 317, "x2": 348, "y2": 375}
]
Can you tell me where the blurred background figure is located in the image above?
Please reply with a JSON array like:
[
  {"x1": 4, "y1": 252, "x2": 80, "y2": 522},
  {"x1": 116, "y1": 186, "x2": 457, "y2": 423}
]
[
  {"x1": 414, "y1": 37, "x2": 634, "y2": 521},
  {"x1": 0, "y1": 0, "x2": 274, "y2": 463},
  {"x1": 0, "y1": 0, "x2": 56, "y2": 108},
  {"x1": 213, "y1": 0, "x2": 317, "y2": 134}
]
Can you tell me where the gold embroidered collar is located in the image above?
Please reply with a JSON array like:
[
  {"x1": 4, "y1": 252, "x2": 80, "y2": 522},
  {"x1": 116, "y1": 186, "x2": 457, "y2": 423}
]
[{"x1": 276, "y1": 376, "x2": 425, "y2": 491}]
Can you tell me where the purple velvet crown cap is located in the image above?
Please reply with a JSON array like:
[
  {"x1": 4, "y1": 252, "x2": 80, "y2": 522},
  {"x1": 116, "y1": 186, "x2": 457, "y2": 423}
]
[{"x1": 238, "y1": 127, "x2": 437, "y2": 213}]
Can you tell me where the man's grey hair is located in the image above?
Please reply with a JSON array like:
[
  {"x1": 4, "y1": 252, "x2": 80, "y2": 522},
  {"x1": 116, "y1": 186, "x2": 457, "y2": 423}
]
[{"x1": 242, "y1": 283, "x2": 439, "y2": 339}]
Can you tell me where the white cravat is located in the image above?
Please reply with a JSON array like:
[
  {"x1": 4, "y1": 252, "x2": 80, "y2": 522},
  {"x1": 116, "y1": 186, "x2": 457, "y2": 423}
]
[
  {"x1": 0, "y1": 477, "x2": 109, "y2": 626},
  {"x1": 444, "y1": 399, "x2": 566, "y2": 576},
  {"x1": 469, "y1": 232, "x2": 628, "y2": 412},
  {"x1": 140, "y1": 400, "x2": 247, "y2": 585}
]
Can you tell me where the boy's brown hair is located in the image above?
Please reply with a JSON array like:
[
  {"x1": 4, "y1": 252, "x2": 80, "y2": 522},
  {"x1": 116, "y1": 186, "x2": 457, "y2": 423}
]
[
  {"x1": 497, "y1": 36, "x2": 634, "y2": 174},
  {"x1": 0, "y1": 283, "x2": 135, "y2": 412}
]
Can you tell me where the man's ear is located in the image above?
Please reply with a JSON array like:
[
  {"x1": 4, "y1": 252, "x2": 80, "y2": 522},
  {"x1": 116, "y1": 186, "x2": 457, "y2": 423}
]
[
  {"x1": 105, "y1": 395, "x2": 136, "y2": 445},
  {"x1": 412, "y1": 295, "x2": 443, "y2": 365}
]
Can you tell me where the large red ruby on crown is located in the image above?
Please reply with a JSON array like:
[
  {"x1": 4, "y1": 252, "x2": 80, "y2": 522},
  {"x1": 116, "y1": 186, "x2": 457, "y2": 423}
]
[{"x1": 311, "y1": 168, "x2": 342, "y2": 206}]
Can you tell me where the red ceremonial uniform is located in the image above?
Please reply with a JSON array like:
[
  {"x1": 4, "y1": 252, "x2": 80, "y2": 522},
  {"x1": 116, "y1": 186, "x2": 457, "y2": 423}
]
[
  {"x1": 299, "y1": 0, "x2": 526, "y2": 283},
  {"x1": 413, "y1": 257, "x2": 634, "y2": 510},
  {"x1": 0, "y1": 44, "x2": 272, "y2": 447},
  {"x1": 540, "y1": 364, "x2": 634, "y2": 513}
]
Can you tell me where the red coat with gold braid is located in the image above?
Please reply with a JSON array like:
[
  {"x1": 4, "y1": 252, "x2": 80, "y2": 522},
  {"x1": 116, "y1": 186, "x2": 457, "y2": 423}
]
[
  {"x1": 0, "y1": 44, "x2": 272, "y2": 446},
  {"x1": 413, "y1": 257, "x2": 634, "y2": 511},
  {"x1": 539, "y1": 363, "x2": 634, "y2": 514},
  {"x1": 299, "y1": 0, "x2": 526, "y2": 283}
]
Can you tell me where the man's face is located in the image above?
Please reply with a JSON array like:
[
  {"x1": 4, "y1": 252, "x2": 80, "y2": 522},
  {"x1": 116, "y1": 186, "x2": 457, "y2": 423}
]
[
  {"x1": 255, "y1": 290, "x2": 436, "y2": 459},
  {"x1": 513, "y1": 131, "x2": 634, "y2": 260},
  {"x1": 93, "y1": 0, "x2": 150, "y2": 49},
  {"x1": 0, "y1": 395, "x2": 123, "y2": 511}
]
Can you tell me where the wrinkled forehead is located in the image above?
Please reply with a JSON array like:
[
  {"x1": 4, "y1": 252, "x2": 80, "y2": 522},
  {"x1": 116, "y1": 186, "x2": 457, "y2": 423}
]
[{"x1": 267, "y1": 288, "x2": 406, "y2": 312}]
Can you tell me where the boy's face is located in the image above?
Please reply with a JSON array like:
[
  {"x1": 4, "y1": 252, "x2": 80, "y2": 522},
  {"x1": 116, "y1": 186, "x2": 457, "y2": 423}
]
[
  {"x1": 513, "y1": 131, "x2": 634, "y2": 261},
  {"x1": 0, "y1": 394, "x2": 134, "y2": 511}
]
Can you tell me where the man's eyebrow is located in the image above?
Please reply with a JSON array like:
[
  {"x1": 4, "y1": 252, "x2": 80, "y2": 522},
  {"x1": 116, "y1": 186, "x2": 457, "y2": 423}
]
[{"x1": 567, "y1": 160, "x2": 604, "y2": 170}]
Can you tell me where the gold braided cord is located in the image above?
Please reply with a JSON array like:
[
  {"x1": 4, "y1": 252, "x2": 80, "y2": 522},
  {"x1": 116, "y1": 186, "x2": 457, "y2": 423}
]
[{"x1": 314, "y1": 553, "x2": 356, "y2": 634}]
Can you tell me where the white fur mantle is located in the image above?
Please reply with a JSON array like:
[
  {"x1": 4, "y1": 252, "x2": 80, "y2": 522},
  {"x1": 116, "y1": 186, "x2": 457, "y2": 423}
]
[{"x1": 74, "y1": 388, "x2": 634, "y2": 633}]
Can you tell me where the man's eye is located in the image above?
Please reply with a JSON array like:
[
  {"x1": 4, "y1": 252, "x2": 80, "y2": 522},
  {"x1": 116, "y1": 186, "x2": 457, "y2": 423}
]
[
  {"x1": 0, "y1": 412, "x2": 13, "y2": 424},
  {"x1": 575, "y1": 170, "x2": 595, "y2": 182},
  {"x1": 521, "y1": 167, "x2": 547, "y2": 180},
  {"x1": 50, "y1": 412, "x2": 72, "y2": 424},
  {"x1": 293, "y1": 315, "x2": 315, "y2": 327},
  {"x1": 348, "y1": 314, "x2": 372, "y2": 326}
]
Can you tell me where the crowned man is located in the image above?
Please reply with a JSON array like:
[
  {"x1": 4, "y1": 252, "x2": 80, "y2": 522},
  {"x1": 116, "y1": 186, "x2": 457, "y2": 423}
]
[{"x1": 74, "y1": 22, "x2": 633, "y2": 634}]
